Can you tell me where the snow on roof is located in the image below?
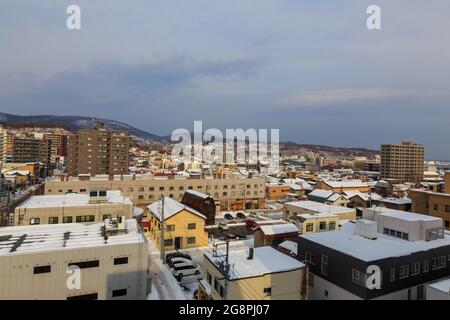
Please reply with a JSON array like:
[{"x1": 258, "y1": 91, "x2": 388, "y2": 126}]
[
  {"x1": 0, "y1": 219, "x2": 144, "y2": 256},
  {"x1": 308, "y1": 189, "x2": 334, "y2": 199},
  {"x1": 286, "y1": 200, "x2": 355, "y2": 215},
  {"x1": 428, "y1": 278, "x2": 450, "y2": 294},
  {"x1": 324, "y1": 180, "x2": 368, "y2": 188},
  {"x1": 17, "y1": 190, "x2": 132, "y2": 209},
  {"x1": 259, "y1": 223, "x2": 299, "y2": 235},
  {"x1": 205, "y1": 247, "x2": 304, "y2": 280},
  {"x1": 381, "y1": 197, "x2": 412, "y2": 205},
  {"x1": 133, "y1": 207, "x2": 144, "y2": 217},
  {"x1": 184, "y1": 190, "x2": 210, "y2": 199},
  {"x1": 301, "y1": 222, "x2": 450, "y2": 262},
  {"x1": 297, "y1": 212, "x2": 339, "y2": 219},
  {"x1": 147, "y1": 197, "x2": 206, "y2": 221},
  {"x1": 278, "y1": 240, "x2": 298, "y2": 253},
  {"x1": 371, "y1": 207, "x2": 440, "y2": 222}
]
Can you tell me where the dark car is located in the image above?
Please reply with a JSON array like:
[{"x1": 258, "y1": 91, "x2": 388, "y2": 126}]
[
  {"x1": 224, "y1": 213, "x2": 234, "y2": 220},
  {"x1": 165, "y1": 252, "x2": 192, "y2": 264},
  {"x1": 236, "y1": 212, "x2": 246, "y2": 219}
]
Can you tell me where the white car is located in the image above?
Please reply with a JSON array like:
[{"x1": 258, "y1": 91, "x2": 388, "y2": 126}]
[
  {"x1": 172, "y1": 263, "x2": 201, "y2": 281},
  {"x1": 168, "y1": 257, "x2": 193, "y2": 268}
]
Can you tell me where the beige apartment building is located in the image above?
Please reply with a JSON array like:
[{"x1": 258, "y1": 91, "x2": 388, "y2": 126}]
[
  {"x1": 284, "y1": 201, "x2": 357, "y2": 221},
  {"x1": 67, "y1": 122, "x2": 129, "y2": 176},
  {"x1": 13, "y1": 190, "x2": 133, "y2": 226},
  {"x1": 45, "y1": 174, "x2": 266, "y2": 211},
  {"x1": 0, "y1": 219, "x2": 148, "y2": 300},
  {"x1": 198, "y1": 247, "x2": 307, "y2": 300},
  {"x1": 380, "y1": 141, "x2": 425, "y2": 183}
]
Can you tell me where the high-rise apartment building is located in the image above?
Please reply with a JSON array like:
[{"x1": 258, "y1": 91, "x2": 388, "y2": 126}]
[
  {"x1": 67, "y1": 122, "x2": 129, "y2": 176},
  {"x1": 11, "y1": 137, "x2": 51, "y2": 164},
  {"x1": 380, "y1": 141, "x2": 424, "y2": 183}
]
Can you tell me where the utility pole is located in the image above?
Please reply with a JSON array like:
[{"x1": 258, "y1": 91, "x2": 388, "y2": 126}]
[
  {"x1": 213, "y1": 240, "x2": 230, "y2": 300},
  {"x1": 160, "y1": 195, "x2": 165, "y2": 264}
]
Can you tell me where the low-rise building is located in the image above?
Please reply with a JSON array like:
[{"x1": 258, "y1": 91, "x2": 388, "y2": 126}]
[
  {"x1": 411, "y1": 189, "x2": 450, "y2": 230},
  {"x1": 285, "y1": 200, "x2": 356, "y2": 221},
  {"x1": 307, "y1": 189, "x2": 350, "y2": 207},
  {"x1": 181, "y1": 190, "x2": 216, "y2": 226},
  {"x1": 266, "y1": 184, "x2": 290, "y2": 200},
  {"x1": 147, "y1": 197, "x2": 208, "y2": 251},
  {"x1": 0, "y1": 219, "x2": 148, "y2": 300},
  {"x1": 14, "y1": 190, "x2": 133, "y2": 226},
  {"x1": 427, "y1": 278, "x2": 450, "y2": 300},
  {"x1": 289, "y1": 212, "x2": 339, "y2": 235},
  {"x1": 199, "y1": 247, "x2": 307, "y2": 300},
  {"x1": 314, "y1": 180, "x2": 370, "y2": 193},
  {"x1": 253, "y1": 223, "x2": 299, "y2": 247}
]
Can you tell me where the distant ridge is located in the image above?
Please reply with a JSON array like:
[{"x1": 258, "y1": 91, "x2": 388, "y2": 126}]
[{"x1": 0, "y1": 112, "x2": 165, "y2": 142}]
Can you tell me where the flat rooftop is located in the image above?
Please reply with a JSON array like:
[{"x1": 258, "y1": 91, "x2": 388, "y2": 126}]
[
  {"x1": 17, "y1": 190, "x2": 132, "y2": 209},
  {"x1": 368, "y1": 207, "x2": 441, "y2": 222},
  {"x1": 286, "y1": 200, "x2": 355, "y2": 215},
  {"x1": 300, "y1": 222, "x2": 450, "y2": 262},
  {"x1": 428, "y1": 278, "x2": 450, "y2": 294},
  {"x1": 0, "y1": 219, "x2": 145, "y2": 256},
  {"x1": 205, "y1": 247, "x2": 304, "y2": 280}
]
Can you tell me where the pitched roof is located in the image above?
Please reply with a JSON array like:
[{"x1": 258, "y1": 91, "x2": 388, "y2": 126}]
[{"x1": 147, "y1": 197, "x2": 206, "y2": 221}]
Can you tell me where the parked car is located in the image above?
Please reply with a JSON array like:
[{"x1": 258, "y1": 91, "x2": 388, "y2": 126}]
[
  {"x1": 168, "y1": 257, "x2": 193, "y2": 268},
  {"x1": 236, "y1": 212, "x2": 246, "y2": 219},
  {"x1": 165, "y1": 252, "x2": 192, "y2": 264},
  {"x1": 245, "y1": 219, "x2": 259, "y2": 229},
  {"x1": 224, "y1": 213, "x2": 234, "y2": 220},
  {"x1": 172, "y1": 263, "x2": 201, "y2": 281},
  {"x1": 218, "y1": 222, "x2": 229, "y2": 231}
]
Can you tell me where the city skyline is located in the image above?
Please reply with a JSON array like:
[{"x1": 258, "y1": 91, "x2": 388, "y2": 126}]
[{"x1": 1, "y1": 0, "x2": 450, "y2": 159}]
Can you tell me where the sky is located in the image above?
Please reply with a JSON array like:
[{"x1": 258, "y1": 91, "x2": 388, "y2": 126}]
[{"x1": 1, "y1": 1, "x2": 450, "y2": 159}]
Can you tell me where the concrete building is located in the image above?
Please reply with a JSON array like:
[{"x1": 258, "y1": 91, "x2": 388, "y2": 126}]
[
  {"x1": 266, "y1": 183, "x2": 290, "y2": 200},
  {"x1": 297, "y1": 209, "x2": 450, "y2": 300},
  {"x1": 45, "y1": 174, "x2": 266, "y2": 211},
  {"x1": 147, "y1": 197, "x2": 208, "y2": 251},
  {"x1": 12, "y1": 137, "x2": 51, "y2": 165},
  {"x1": 289, "y1": 212, "x2": 340, "y2": 235},
  {"x1": 199, "y1": 247, "x2": 307, "y2": 300},
  {"x1": 14, "y1": 190, "x2": 133, "y2": 226},
  {"x1": 67, "y1": 122, "x2": 129, "y2": 176},
  {"x1": 314, "y1": 180, "x2": 370, "y2": 193},
  {"x1": 284, "y1": 201, "x2": 356, "y2": 221},
  {"x1": 0, "y1": 219, "x2": 148, "y2": 300},
  {"x1": 380, "y1": 141, "x2": 425, "y2": 183},
  {"x1": 253, "y1": 223, "x2": 299, "y2": 248}
]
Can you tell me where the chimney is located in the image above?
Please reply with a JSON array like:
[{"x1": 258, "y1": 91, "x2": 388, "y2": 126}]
[{"x1": 247, "y1": 248, "x2": 254, "y2": 260}]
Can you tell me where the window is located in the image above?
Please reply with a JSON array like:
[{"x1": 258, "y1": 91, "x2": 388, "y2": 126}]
[
  {"x1": 402, "y1": 233, "x2": 409, "y2": 241},
  {"x1": 68, "y1": 260, "x2": 99, "y2": 269},
  {"x1": 383, "y1": 228, "x2": 389, "y2": 235},
  {"x1": 417, "y1": 285, "x2": 424, "y2": 300},
  {"x1": 329, "y1": 222, "x2": 336, "y2": 230},
  {"x1": 214, "y1": 279, "x2": 219, "y2": 292},
  {"x1": 433, "y1": 203, "x2": 439, "y2": 210},
  {"x1": 67, "y1": 293, "x2": 98, "y2": 300},
  {"x1": 321, "y1": 255, "x2": 328, "y2": 276},
  {"x1": 305, "y1": 252, "x2": 313, "y2": 264},
  {"x1": 30, "y1": 218, "x2": 40, "y2": 225},
  {"x1": 114, "y1": 257, "x2": 128, "y2": 265},
  {"x1": 207, "y1": 272, "x2": 212, "y2": 285},
  {"x1": 187, "y1": 237, "x2": 196, "y2": 244},
  {"x1": 99, "y1": 190, "x2": 107, "y2": 197},
  {"x1": 399, "y1": 265, "x2": 409, "y2": 279},
  {"x1": 33, "y1": 265, "x2": 51, "y2": 274},
  {"x1": 445, "y1": 221, "x2": 450, "y2": 229},
  {"x1": 149, "y1": 187, "x2": 154, "y2": 191},
  {"x1": 445, "y1": 205, "x2": 450, "y2": 213},
  {"x1": 76, "y1": 215, "x2": 95, "y2": 223},
  {"x1": 308, "y1": 273, "x2": 314, "y2": 288},
  {"x1": 188, "y1": 223, "x2": 196, "y2": 230},
  {"x1": 427, "y1": 228, "x2": 445, "y2": 241},
  {"x1": 263, "y1": 287, "x2": 272, "y2": 297},
  {"x1": 103, "y1": 214, "x2": 111, "y2": 221},
  {"x1": 422, "y1": 260, "x2": 429, "y2": 273},
  {"x1": 411, "y1": 262, "x2": 421, "y2": 276},
  {"x1": 352, "y1": 269, "x2": 361, "y2": 284},
  {"x1": 319, "y1": 222, "x2": 326, "y2": 230},
  {"x1": 167, "y1": 225, "x2": 175, "y2": 232},
  {"x1": 164, "y1": 239, "x2": 173, "y2": 246},
  {"x1": 324, "y1": 290, "x2": 329, "y2": 298},
  {"x1": 306, "y1": 224, "x2": 313, "y2": 232},
  {"x1": 48, "y1": 217, "x2": 58, "y2": 224},
  {"x1": 390, "y1": 268, "x2": 395, "y2": 282},
  {"x1": 63, "y1": 216, "x2": 73, "y2": 223},
  {"x1": 219, "y1": 285, "x2": 224, "y2": 297},
  {"x1": 432, "y1": 256, "x2": 447, "y2": 270},
  {"x1": 112, "y1": 289, "x2": 127, "y2": 297},
  {"x1": 159, "y1": 187, "x2": 164, "y2": 191}
]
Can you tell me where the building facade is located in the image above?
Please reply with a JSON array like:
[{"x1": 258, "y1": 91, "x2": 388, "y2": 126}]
[
  {"x1": 380, "y1": 141, "x2": 425, "y2": 183},
  {"x1": 45, "y1": 174, "x2": 266, "y2": 211},
  {"x1": 67, "y1": 122, "x2": 129, "y2": 176},
  {"x1": 0, "y1": 219, "x2": 148, "y2": 300}
]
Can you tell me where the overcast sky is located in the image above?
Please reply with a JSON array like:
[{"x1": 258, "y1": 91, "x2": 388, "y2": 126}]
[{"x1": 1, "y1": 1, "x2": 450, "y2": 159}]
